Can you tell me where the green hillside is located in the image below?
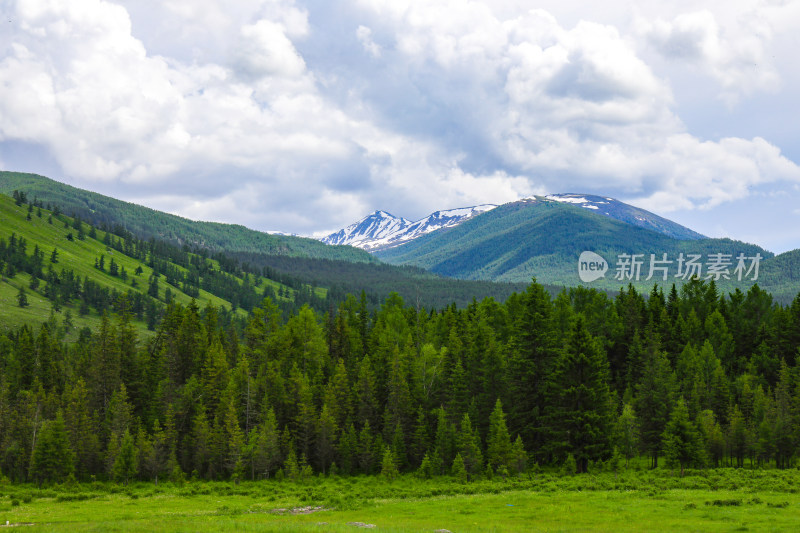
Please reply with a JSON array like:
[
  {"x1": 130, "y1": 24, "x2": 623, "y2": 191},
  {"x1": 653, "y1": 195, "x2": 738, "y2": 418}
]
[
  {"x1": 0, "y1": 189, "x2": 544, "y2": 341},
  {"x1": 0, "y1": 192, "x2": 322, "y2": 337},
  {"x1": 758, "y1": 248, "x2": 800, "y2": 301},
  {"x1": 0, "y1": 171, "x2": 374, "y2": 263},
  {"x1": 376, "y1": 198, "x2": 785, "y2": 296}
]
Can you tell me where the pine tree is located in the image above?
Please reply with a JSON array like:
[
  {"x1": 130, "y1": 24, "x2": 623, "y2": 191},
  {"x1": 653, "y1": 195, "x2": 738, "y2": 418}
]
[
  {"x1": 451, "y1": 452, "x2": 467, "y2": 483},
  {"x1": 506, "y1": 281, "x2": 557, "y2": 460},
  {"x1": 316, "y1": 404, "x2": 338, "y2": 474},
  {"x1": 249, "y1": 408, "x2": 281, "y2": 479},
  {"x1": 223, "y1": 396, "x2": 245, "y2": 481},
  {"x1": 16, "y1": 286, "x2": 28, "y2": 308},
  {"x1": 410, "y1": 407, "x2": 429, "y2": 469},
  {"x1": 510, "y1": 435, "x2": 528, "y2": 474},
  {"x1": 487, "y1": 399, "x2": 512, "y2": 472},
  {"x1": 433, "y1": 407, "x2": 455, "y2": 474},
  {"x1": 662, "y1": 398, "x2": 704, "y2": 476},
  {"x1": 323, "y1": 359, "x2": 351, "y2": 430},
  {"x1": 64, "y1": 379, "x2": 101, "y2": 478},
  {"x1": 635, "y1": 345, "x2": 676, "y2": 468},
  {"x1": 337, "y1": 423, "x2": 358, "y2": 475},
  {"x1": 418, "y1": 451, "x2": 434, "y2": 479},
  {"x1": 139, "y1": 420, "x2": 169, "y2": 484},
  {"x1": 548, "y1": 317, "x2": 614, "y2": 473},
  {"x1": 456, "y1": 413, "x2": 482, "y2": 477},
  {"x1": 728, "y1": 405, "x2": 750, "y2": 468},
  {"x1": 113, "y1": 429, "x2": 138, "y2": 485},
  {"x1": 380, "y1": 447, "x2": 399, "y2": 481},
  {"x1": 30, "y1": 411, "x2": 75, "y2": 485},
  {"x1": 354, "y1": 355, "x2": 379, "y2": 431},
  {"x1": 447, "y1": 358, "x2": 469, "y2": 423},
  {"x1": 358, "y1": 420, "x2": 375, "y2": 474}
]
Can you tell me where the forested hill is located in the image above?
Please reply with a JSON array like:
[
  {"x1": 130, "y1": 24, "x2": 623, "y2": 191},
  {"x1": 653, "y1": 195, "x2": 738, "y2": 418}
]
[
  {"x1": 2, "y1": 271, "x2": 800, "y2": 484},
  {"x1": 0, "y1": 191, "x2": 334, "y2": 337},
  {"x1": 373, "y1": 197, "x2": 800, "y2": 302},
  {"x1": 376, "y1": 198, "x2": 772, "y2": 287},
  {"x1": 0, "y1": 189, "x2": 541, "y2": 342},
  {"x1": 0, "y1": 171, "x2": 373, "y2": 263}
]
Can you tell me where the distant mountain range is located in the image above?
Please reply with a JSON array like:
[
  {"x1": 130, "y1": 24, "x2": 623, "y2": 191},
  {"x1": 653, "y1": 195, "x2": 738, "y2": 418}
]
[
  {"x1": 4, "y1": 170, "x2": 800, "y2": 303},
  {"x1": 321, "y1": 205, "x2": 497, "y2": 251},
  {"x1": 371, "y1": 197, "x2": 767, "y2": 285},
  {"x1": 323, "y1": 194, "x2": 705, "y2": 252},
  {"x1": 328, "y1": 195, "x2": 800, "y2": 301}
]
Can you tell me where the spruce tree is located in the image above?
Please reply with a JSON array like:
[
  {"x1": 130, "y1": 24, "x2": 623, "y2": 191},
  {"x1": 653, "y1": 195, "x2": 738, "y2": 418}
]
[
  {"x1": 662, "y1": 398, "x2": 704, "y2": 476},
  {"x1": 451, "y1": 452, "x2": 467, "y2": 483},
  {"x1": 548, "y1": 317, "x2": 614, "y2": 473},
  {"x1": 509, "y1": 435, "x2": 528, "y2": 474},
  {"x1": 16, "y1": 286, "x2": 28, "y2": 308},
  {"x1": 486, "y1": 399, "x2": 512, "y2": 472},
  {"x1": 113, "y1": 429, "x2": 138, "y2": 485},
  {"x1": 380, "y1": 447, "x2": 399, "y2": 481},
  {"x1": 316, "y1": 403, "x2": 338, "y2": 474},
  {"x1": 456, "y1": 413, "x2": 482, "y2": 477},
  {"x1": 635, "y1": 344, "x2": 676, "y2": 468},
  {"x1": 506, "y1": 281, "x2": 557, "y2": 460},
  {"x1": 30, "y1": 411, "x2": 75, "y2": 485}
]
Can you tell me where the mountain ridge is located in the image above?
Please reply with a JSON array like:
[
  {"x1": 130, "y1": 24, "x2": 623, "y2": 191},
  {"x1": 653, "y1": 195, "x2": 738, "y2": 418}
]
[
  {"x1": 322, "y1": 193, "x2": 705, "y2": 253},
  {"x1": 321, "y1": 205, "x2": 497, "y2": 251},
  {"x1": 375, "y1": 197, "x2": 778, "y2": 293},
  {"x1": 0, "y1": 171, "x2": 375, "y2": 263}
]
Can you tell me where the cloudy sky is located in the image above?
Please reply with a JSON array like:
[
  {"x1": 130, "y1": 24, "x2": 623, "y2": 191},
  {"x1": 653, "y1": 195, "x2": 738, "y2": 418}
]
[{"x1": 1, "y1": 0, "x2": 799, "y2": 252}]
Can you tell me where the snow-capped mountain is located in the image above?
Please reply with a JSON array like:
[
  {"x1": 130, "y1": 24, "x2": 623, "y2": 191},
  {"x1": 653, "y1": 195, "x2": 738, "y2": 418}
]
[
  {"x1": 323, "y1": 194, "x2": 705, "y2": 253},
  {"x1": 542, "y1": 194, "x2": 706, "y2": 240},
  {"x1": 321, "y1": 210, "x2": 413, "y2": 250},
  {"x1": 322, "y1": 205, "x2": 497, "y2": 251}
]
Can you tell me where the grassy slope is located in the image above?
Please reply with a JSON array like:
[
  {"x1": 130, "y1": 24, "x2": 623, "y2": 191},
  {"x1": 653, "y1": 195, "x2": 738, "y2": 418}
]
[
  {"x1": 0, "y1": 171, "x2": 374, "y2": 263},
  {"x1": 0, "y1": 172, "x2": 535, "y2": 309},
  {"x1": 0, "y1": 194, "x2": 301, "y2": 337}
]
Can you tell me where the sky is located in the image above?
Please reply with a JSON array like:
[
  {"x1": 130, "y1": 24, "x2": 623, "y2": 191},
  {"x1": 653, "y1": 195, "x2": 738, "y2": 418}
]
[{"x1": 1, "y1": 0, "x2": 799, "y2": 253}]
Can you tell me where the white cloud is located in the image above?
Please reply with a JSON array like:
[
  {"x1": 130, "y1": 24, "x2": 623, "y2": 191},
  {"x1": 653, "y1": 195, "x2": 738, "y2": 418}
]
[
  {"x1": 353, "y1": 0, "x2": 800, "y2": 212},
  {"x1": 234, "y1": 20, "x2": 307, "y2": 79},
  {"x1": 0, "y1": 0, "x2": 798, "y2": 238},
  {"x1": 356, "y1": 25, "x2": 381, "y2": 58},
  {"x1": 638, "y1": 9, "x2": 780, "y2": 103}
]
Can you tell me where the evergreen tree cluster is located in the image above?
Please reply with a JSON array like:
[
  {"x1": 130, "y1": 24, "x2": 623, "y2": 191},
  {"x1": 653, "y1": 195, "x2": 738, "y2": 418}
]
[{"x1": 2, "y1": 277, "x2": 800, "y2": 484}]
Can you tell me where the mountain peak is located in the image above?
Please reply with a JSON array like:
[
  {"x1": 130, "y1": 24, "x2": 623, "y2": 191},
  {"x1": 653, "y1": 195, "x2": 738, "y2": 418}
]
[
  {"x1": 321, "y1": 204, "x2": 498, "y2": 251},
  {"x1": 540, "y1": 193, "x2": 705, "y2": 240}
]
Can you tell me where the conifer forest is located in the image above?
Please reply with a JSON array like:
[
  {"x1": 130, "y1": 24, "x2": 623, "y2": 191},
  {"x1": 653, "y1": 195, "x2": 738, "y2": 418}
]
[{"x1": 2, "y1": 276, "x2": 798, "y2": 485}]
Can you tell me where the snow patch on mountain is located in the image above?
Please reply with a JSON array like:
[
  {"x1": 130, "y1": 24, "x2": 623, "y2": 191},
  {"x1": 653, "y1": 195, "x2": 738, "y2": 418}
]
[
  {"x1": 542, "y1": 193, "x2": 706, "y2": 240},
  {"x1": 322, "y1": 204, "x2": 497, "y2": 251},
  {"x1": 321, "y1": 210, "x2": 413, "y2": 249}
]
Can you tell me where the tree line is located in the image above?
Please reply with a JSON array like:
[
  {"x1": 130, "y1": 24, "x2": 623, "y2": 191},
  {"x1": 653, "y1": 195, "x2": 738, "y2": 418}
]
[{"x1": 2, "y1": 275, "x2": 800, "y2": 485}]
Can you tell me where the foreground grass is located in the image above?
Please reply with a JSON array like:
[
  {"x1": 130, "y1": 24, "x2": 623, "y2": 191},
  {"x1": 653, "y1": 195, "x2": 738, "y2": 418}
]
[{"x1": 1, "y1": 469, "x2": 800, "y2": 531}]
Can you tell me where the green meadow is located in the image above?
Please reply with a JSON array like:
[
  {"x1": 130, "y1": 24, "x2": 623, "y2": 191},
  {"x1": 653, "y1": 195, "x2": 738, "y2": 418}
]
[{"x1": 2, "y1": 469, "x2": 799, "y2": 532}]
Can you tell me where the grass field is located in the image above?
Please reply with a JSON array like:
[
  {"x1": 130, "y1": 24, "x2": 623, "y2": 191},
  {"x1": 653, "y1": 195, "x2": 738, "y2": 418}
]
[{"x1": 1, "y1": 469, "x2": 799, "y2": 531}]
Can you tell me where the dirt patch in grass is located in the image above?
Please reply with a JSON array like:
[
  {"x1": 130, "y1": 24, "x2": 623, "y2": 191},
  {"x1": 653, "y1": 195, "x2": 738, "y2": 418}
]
[{"x1": 271, "y1": 505, "x2": 330, "y2": 515}]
